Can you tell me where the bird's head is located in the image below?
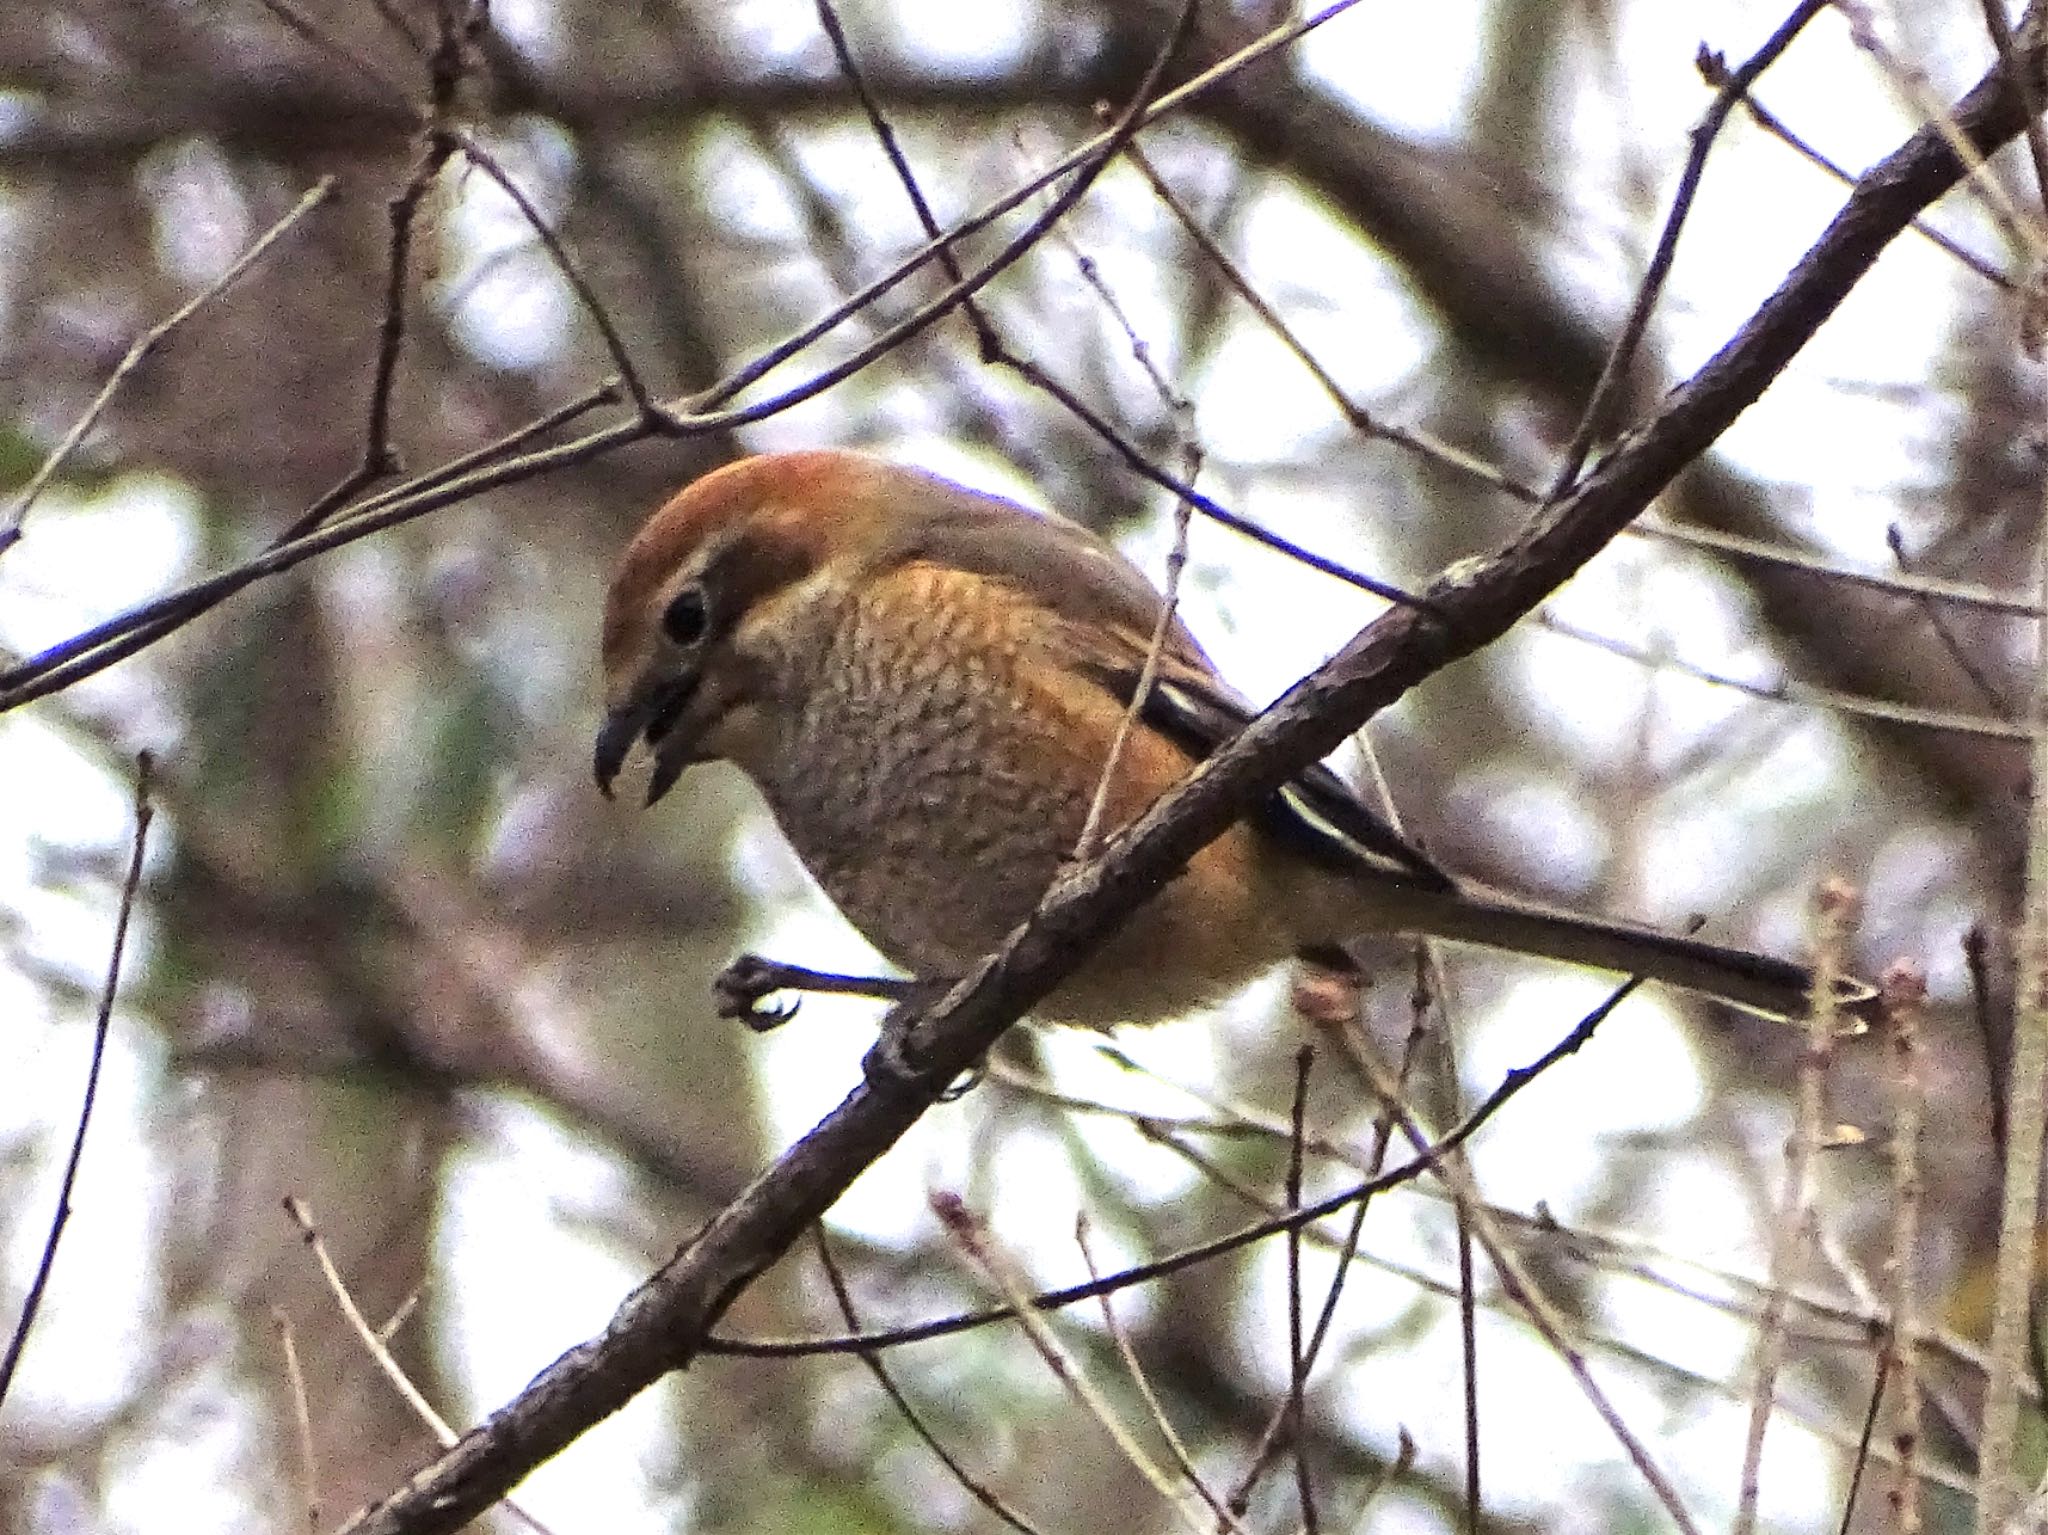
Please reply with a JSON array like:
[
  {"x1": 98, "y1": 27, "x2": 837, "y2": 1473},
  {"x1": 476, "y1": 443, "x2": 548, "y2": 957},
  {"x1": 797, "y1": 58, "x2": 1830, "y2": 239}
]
[{"x1": 595, "y1": 449, "x2": 896, "y2": 805}]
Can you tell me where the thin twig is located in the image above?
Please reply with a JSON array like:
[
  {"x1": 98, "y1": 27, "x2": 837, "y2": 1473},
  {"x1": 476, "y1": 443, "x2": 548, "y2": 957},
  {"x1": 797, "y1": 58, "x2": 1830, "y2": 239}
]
[
  {"x1": 1535, "y1": 608, "x2": 2031, "y2": 740},
  {"x1": 272, "y1": 1306, "x2": 322, "y2": 1532},
  {"x1": 931, "y1": 1195, "x2": 1212, "y2": 1535},
  {"x1": 378, "y1": 1286, "x2": 426, "y2": 1347},
  {"x1": 0, "y1": 182, "x2": 336, "y2": 553},
  {"x1": 691, "y1": 1052, "x2": 1979, "y2": 1497},
  {"x1": 273, "y1": 137, "x2": 445, "y2": 548},
  {"x1": 272, "y1": 378, "x2": 620, "y2": 552},
  {"x1": 1978, "y1": 0, "x2": 2048, "y2": 221},
  {"x1": 1223, "y1": 975, "x2": 1431, "y2": 1516},
  {"x1": 1075, "y1": 436, "x2": 1200, "y2": 860},
  {"x1": 1125, "y1": 140, "x2": 1533, "y2": 502},
  {"x1": 1635, "y1": 515, "x2": 2040, "y2": 615},
  {"x1": 1035, "y1": 193, "x2": 1207, "y2": 861},
  {"x1": 281, "y1": 1196, "x2": 559, "y2": 1535},
  {"x1": 1886, "y1": 523, "x2": 2019, "y2": 714},
  {"x1": 1284, "y1": 1048, "x2": 1320, "y2": 1535},
  {"x1": 1844, "y1": 2, "x2": 2045, "y2": 264},
  {"x1": 811, "y1": 0, "x2": 962, "y2": 301},
  {"x1": 1458, "y1": 1217, "x2": 1479, "y2": 1535},
  {"x1": 0, "y1": 752, "x2": 153, "y2": 1408},
  {"x1": 753, "y1": 1043, "x2": 1996, "y2": 1424},
  {"x1": 452, "y1": 129, "x2": 656, "y2": 413},
  {"x1": 1547, "y1": 0, "x2": 1830, "y2": 497},
  {"x1": 267, "y1": 4, "x2": 482, "y2": 547},
  {"x1": 1734, "y1": 881, "x2": 1850, "y2": 1535},
  {"x1": 1979, "y1": 339, "x2": 2048, "y2": 1533},
  {"x1": 1125, "y1": 1107, "x2": 1979, "y2": 1499},
  {"x1": 1839, "y1": 1349, "x2": 1891, "y2": 1535},
  {"x1": 1007, "y1": 1040, "x2": 1993, "y2": 1371},
  {"x1": 251, "y1": 0, "x2": 419, "y2": 109},
  {"x1": 810, "y1": 1228, "x2": 1042, "y2": 1535},
  {"x1": 1131, "y1": 127, "x2": 2029, "y2": 634},
  {"x1": 1885, "y1": 962, "x2": 1929, "y2": 1534},
  {"x1": 814, "y1": 0, "x2": 1417, "y2": 614},
  {"x1": 698, "y1": 0, "x2": 1379, "y2": 422},
  {"x1": 1073, "y1": 1218, "x2": 1249, "y2": 1535},
  {"x1": 1695, "y1": 46, "x2": 2010, "y2": 286},
  {"x1": 1331, "y1": 1013, "x2": 1702, "y2": 1535},
  {"x1": 15, "y1": 381, "x2": 626, "y2": 709}
]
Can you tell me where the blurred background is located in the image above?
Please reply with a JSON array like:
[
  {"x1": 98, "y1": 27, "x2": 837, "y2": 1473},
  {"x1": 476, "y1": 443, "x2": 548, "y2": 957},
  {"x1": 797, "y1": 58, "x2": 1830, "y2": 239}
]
[{"x1": 0, "y1": 0, "x2": 2031, "y2": 1530}]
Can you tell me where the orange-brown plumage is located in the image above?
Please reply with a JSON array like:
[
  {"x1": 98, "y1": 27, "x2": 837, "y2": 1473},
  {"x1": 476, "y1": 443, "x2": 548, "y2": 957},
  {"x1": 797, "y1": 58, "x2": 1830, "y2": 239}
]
[{"x1": 597, "y1": 449, "x2": 1867, "y2": 1028}]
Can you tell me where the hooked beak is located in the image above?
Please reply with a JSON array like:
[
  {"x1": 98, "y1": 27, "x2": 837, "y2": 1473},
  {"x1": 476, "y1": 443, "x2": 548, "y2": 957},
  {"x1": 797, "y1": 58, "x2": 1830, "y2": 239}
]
[{"x1": 594, "y1": 684, "x2": 694, "y2": 806}]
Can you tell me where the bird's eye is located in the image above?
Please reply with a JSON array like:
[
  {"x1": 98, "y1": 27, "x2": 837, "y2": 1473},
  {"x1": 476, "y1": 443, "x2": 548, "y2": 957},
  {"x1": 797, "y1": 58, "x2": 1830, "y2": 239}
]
[{"x1": 662, "y1": 584, "x2": 710, "y2": 646}]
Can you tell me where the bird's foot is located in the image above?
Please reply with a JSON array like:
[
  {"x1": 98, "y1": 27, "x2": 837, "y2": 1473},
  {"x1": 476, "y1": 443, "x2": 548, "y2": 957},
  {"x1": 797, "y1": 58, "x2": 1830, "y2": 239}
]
[
  {"x1": 714, "y1": 953, "x2": 918, "y2": 1032},
  {"x1": 861, "y1": 981, "x2": 982, "y2": 1100}
]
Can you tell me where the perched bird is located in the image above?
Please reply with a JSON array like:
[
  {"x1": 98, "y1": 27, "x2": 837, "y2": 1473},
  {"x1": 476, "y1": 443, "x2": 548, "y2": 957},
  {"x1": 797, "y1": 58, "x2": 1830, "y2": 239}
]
[{"x1": 596, "y1": 449, "x2": 1858, "y2": 1029}]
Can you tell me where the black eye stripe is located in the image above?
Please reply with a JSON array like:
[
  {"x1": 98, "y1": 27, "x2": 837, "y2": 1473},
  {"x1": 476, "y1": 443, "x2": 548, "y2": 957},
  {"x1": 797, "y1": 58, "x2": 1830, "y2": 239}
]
[{"x1": 662, "y1": 585, "x2": 710, "y2": 646}]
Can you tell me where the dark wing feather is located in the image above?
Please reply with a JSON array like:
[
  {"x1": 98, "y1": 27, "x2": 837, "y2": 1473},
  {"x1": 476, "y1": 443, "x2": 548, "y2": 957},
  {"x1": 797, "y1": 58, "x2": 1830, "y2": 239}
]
[
  {"x1": 1085, "y1": 663, "x2": 1453, "y2": 892},
  {"x1": 864, "y1": 468, "x2": 1450, "y2": 892}
]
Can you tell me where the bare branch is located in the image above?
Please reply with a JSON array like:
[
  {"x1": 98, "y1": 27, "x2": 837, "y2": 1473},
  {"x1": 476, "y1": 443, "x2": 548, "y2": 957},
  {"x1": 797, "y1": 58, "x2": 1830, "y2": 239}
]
[
  {"x1": 0, "y1": 181, "x2": 336, "y2": 553},
  {"x1": 0, "y1": 753, "x2": 154, "y2": 1407}
]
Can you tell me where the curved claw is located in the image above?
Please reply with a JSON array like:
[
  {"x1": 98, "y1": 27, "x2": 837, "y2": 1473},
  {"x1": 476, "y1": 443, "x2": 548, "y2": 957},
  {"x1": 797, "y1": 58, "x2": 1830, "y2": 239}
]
[{"x1": 739, "y1": 997, "x2": 801, "y2": 1032}]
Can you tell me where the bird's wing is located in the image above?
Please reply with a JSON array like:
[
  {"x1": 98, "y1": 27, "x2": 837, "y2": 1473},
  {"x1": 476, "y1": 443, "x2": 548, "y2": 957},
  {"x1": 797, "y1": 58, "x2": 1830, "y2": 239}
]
[
  {"x1": 866, "y1": 469, "x2": 1217, "y2": 661},
  {"x1": 883, "y1": 475, "x2": 1452, "y2": 892},
  {"x1": 1071, "y1": 653, "x2": 1454, "y2": 891}
]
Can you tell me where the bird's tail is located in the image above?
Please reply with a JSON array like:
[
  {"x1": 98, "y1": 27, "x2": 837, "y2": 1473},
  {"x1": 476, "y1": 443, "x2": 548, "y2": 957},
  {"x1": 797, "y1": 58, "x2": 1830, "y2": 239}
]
[{"x1": 1385, "y1": 881, "x2": 1875, "y2": 1024}]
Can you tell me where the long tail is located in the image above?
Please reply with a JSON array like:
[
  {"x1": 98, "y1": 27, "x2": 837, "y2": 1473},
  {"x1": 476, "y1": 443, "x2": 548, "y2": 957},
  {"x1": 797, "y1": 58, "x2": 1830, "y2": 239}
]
[{"x1": 1389, "y1": 881, "x2": 1874, "y2": 1023}]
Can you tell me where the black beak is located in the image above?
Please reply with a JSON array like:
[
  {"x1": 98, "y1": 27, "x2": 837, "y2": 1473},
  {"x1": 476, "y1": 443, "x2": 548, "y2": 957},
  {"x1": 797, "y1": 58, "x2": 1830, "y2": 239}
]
[
  {"x1": 595, "y1": 682, "x2": 697, "y2": 806},
  {"x1": 593, "y1": 705, "x2": 646, "y2": 800}
]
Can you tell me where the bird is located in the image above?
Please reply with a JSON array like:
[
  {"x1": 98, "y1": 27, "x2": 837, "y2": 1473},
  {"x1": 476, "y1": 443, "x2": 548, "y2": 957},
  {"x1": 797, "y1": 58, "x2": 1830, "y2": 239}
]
[{"x1": 595, "y1": 448, "x2": 1865, "y2": 1031}]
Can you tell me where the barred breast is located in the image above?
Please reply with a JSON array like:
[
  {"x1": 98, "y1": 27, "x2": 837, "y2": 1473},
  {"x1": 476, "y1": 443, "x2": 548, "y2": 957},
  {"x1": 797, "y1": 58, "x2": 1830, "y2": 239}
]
[{"x1": 739, "y1": 563, "x2": 1293, "y2": 1027}]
